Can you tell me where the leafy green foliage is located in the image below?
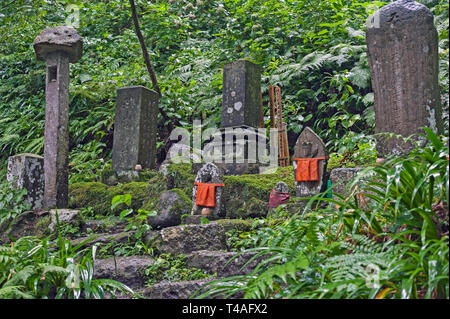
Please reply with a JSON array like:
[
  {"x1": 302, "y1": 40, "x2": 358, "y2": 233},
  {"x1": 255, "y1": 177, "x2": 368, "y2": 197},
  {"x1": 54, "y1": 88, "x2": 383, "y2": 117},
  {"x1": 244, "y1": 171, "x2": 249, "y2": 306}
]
[
  {"x1": 111, "y1": 194, "x2": 157, "y2": 240},
  {"x1": 1, "y1": 0, "x2": 447, "y2": 182},
  {"x1": 198, "y1": 130, "x2": 449, "y2": 299},
  {"x1": 0, "y1": 216, "x2": 134, "y2": 299},
  {"x1": 0, "y1": 181, "x2": 30, "y2": 228}
]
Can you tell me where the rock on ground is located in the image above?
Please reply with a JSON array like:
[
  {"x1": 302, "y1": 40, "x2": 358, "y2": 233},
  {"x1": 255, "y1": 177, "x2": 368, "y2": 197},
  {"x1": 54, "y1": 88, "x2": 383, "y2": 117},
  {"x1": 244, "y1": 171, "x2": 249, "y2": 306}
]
[
  {"x1": 94, "y1": 256, "x2": 154, "y2": 289},
  {"x1": 158, "y1": 223, "x2": 227, "y2": 255}
]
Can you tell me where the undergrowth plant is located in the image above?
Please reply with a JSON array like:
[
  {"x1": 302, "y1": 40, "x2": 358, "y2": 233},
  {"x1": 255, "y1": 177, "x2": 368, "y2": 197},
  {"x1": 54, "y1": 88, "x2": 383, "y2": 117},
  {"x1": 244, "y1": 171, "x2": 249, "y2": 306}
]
[
  {"x1": 0, "y1": 211, "x2": 134, "y2": 299},
  {"x1": 196, "y1": 128, "x2": 449, "y2": 299},
  {"x1": 0, "y1": 181, "x2": 30, "y2": 229}
]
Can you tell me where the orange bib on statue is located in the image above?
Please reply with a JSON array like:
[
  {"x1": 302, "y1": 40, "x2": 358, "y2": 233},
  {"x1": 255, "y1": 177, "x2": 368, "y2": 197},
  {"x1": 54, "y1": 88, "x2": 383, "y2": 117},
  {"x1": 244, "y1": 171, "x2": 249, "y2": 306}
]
[
  {"x1": 294, "y1": 157, "x2": 328, "y2": 182},
  {"x1": 194, "y1": 182, "x2": 225, "y2": 207}
]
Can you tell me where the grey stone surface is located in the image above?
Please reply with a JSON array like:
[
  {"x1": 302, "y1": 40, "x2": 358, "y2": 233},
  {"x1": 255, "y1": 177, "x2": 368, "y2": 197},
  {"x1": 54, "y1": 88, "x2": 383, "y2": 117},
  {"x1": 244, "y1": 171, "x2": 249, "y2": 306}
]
[
  {"x1": 159, "y1": 145, "x2": 202, "y2": 176},
  {"x1": 141, "y1": 279, "x2": 216, "y2": 299},
  {"x1": 200, "y1": 126, "x2": 270, "y2": 175},
  {"x1": 7, "y1": 153, "x2": 44, "y2": 210},
  {"x1": 192, "y1": 163, "x2": 225, "y2": 219},
  {"x1": 366, "y1": 0, "x2": 443, "y2": 156},
  {"x1": 221, "y1": 60, "x2": 261, "y2": 128},
  {"x1": 34, "y1": 27, "x2": 83, "y2": 209},
  {"x1": 158, "y1": 223, "x2": 227, "y2": 255},
  {"x1": 94, "y1": 256, "x2": 154, "y2": 289},
  {"x1": 48, "y1": 208, "x2": 83, "y2": 232},
  {"x1": 192, "y1": 161, "x2": 264, "y2": 176},
  {"x1": 112, "y1": 86, "x2": 159, "y2": 171},
  {"x1": 186, "y1": 250, "x2": 262, "y2": 278},
  {"x1": 148, "y1": 191, "x2": 191, "y2": 229},
  {"x1": 329, "y1": 167, "x2": 361, "y2": 200},
  {"x1": 33, "y1": 26, "x2": 82, "y2": 63},
  {"x1": 273, "y1": 181, "x2": 289, "y2": 193},
  {"x1": 293, "y1": 127, "x2": 328, "y2": 198}
]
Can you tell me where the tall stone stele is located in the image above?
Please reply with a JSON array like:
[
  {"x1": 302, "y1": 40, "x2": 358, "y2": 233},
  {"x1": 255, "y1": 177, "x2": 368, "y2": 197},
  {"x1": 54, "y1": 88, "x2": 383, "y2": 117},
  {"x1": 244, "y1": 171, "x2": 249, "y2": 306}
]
[
  {"x1": 221, "y1": 59, "x2": 261, "y2": 128},
  {"x1": 366, "y1": 0, "x2": 443, "y2": 157},
  {"x1": 33, "y1": 26, "x2": 83, "y2": 209},
  {"x1": 111, "y1": 86, "x2": 159, "y2": 172}
]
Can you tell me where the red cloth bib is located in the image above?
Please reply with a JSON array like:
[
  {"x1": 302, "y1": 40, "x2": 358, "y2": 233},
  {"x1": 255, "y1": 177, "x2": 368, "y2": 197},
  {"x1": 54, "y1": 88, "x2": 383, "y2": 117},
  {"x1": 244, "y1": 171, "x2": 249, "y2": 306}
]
[
  {"x1": 194, "y1": 182, "x2": 225, "y2": 207},
  {"x1": 268, "y1": 189, "x2": 290, "y2": 208},
  {"x1": 294, "y1": 157, "x2": 328, "y2": 182}
]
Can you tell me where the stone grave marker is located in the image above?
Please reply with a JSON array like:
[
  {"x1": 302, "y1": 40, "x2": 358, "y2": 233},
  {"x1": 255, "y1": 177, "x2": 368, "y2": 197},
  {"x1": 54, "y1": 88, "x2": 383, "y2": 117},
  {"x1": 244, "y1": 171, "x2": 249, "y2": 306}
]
[
  {"x1": 112, "y1": 86, "x2": 159, "y2": 171},
  {"x1": 33, "y1": 26, "x2": 82, "y2": 208},
  {"x1": 366, "y1": 0, "x2": 443, "y2": 157},
  {"x1": 196, "y1": 59, "x2": 272, "y2": 175},
  {"x1": 7, "y1": 153, "x2": 44, "y2": 210},
  {"x1": 221, "y1": 59, "x2": 261, "y2": 128},
  {"x1": 191, "y1": 163, "x2": 225, "y2": 219},
  {"x1": 293, "y1": 127, "x2": 328, "y2": 199}
]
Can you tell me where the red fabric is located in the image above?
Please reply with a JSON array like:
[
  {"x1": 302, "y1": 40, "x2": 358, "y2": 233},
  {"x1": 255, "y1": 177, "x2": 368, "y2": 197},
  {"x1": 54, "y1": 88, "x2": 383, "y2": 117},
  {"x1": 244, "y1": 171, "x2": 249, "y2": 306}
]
[
  {"x1": 268, "y1": 189, "x2": 290, "y2": 208},
  {"x1": 194, "y1": 182, "x2": 225, "y2": 207},
  {"x1": 294, "y1": 157, "x2": 328, "y2": 182}
]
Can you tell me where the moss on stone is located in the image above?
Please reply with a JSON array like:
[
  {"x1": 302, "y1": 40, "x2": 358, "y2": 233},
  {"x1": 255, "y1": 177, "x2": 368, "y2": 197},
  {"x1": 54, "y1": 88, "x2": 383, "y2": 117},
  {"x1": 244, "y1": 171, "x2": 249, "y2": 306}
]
[
  {"x1": 69, "y1": 181, "x2": 148, "y2": 215},
  {"x1": 169, "y1": 188, "x2": 192, "y2": 207},
  {"x1": 227, "y1": 197, "x2": 268, "y2": 219},
  {"x1": 166, "y1": 163, "x2": 195, "y2": 195},
  {"x1": 69, "y1": 182, "x2": 110, "y2": 214},
  {"x1": 221, "y1": 166, "x2": 295, "y2": 218},
  {"x1": 35, "y1": 215, "x2": 52, "y2": 236},
  {"x1": 215, "y1": 219, "x2": 253, "y2": 232}
]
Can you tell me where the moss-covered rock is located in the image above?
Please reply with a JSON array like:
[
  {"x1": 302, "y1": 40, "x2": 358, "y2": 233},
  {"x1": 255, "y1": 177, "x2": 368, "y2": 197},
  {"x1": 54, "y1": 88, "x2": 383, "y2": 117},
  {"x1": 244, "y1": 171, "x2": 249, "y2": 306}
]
[
  {"x1": 147, "y1": 189, "x2": 192, "y2": 229},
  {"x1": 69, "y1": 181, "x2": 149, "y2": 215},
  {"x1": 221, "y1": 166, "x2": 295, "y2": 218},
  {"x1": 227, "y1": 197, "x2": 268, "y2": 219}
]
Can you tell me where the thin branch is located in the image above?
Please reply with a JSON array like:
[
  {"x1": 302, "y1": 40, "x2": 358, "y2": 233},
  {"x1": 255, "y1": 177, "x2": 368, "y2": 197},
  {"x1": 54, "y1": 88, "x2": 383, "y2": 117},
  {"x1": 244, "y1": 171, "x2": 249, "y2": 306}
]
[
  {"x1": 0, "y1": 0, "x2": 19, "y2": 10},
  {"x1": 129, "y1": 0, "x2": 161, "y2": 98}
]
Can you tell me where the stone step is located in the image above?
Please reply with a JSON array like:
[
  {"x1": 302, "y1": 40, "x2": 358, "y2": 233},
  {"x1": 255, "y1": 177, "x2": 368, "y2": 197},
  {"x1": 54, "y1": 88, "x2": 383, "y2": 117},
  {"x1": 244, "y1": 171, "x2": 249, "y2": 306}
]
[
  {"x1": 70, "y1": 231, "x2": 136, "y2": 250},
  {"x1": 185, "y1": 250, "x2": 262, "y2": 278},
  {"x1": 138, "y1": 279, "x2": 216, "y2": 299},
  {"x1": 156, "y1": 222, "x2": 227, "y2": 255},
  {"x1": 94, "y1": 255, "x2": 154, "y2": 289}
]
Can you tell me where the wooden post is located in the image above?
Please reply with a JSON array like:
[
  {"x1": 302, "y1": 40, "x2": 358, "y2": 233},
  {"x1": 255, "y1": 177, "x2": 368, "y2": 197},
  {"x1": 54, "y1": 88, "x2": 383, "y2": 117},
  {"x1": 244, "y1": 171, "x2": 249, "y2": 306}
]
[
  {"x1": 275, "y1": 86, "x2": 289, "y2": 167},
  {"x1": 268, "y1": 85, "x2": 276, "y2": 129},
  {"x1": 259, "y1": 91, "x2": 265, "y2": 128}
]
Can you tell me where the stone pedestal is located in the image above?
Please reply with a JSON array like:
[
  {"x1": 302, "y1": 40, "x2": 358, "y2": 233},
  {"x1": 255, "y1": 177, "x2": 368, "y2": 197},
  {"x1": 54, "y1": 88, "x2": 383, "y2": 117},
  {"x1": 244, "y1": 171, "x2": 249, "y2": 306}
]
[
  {"x1": 112, "y1": 86, "x2": 159, "y2": 171},
  {"x1": 7, "y1": 153, "x2": 44, "y2": 210},
  {"x1": 366, "y1": 0, "x2": 443, "y2": 156},
  {"x1": 200, "y1": 125, "x2": 271, "y2": 175}
]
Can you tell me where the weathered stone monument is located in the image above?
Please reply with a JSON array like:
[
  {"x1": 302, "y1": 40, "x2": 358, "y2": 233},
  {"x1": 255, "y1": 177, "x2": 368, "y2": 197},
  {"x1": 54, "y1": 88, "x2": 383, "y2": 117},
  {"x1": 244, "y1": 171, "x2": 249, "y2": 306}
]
[
  {"x1": 33, "y1": 26, "x2": 82, "y2": 208},
  {"x1": 7, "y1": 153, "x2": 44, "y2": 210},
  {"x1": 112, "y1": 86, "x2": 159, "y2": 172},
  {"x1": 366, "y1": 0, "x2": 443, "y2": 157},
  {"x1": 222, "y1": 60, "x2": 261, "y2": 128},
  {"x1": 191, "y1": 163, "x2": 225, "y2": 219},
  {"x1": 197, "y1": 59, "x2": 273, "y2": 175},
  {"x1": 293, "y1": 127, "x2": 328, "y2": 200}
]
